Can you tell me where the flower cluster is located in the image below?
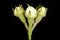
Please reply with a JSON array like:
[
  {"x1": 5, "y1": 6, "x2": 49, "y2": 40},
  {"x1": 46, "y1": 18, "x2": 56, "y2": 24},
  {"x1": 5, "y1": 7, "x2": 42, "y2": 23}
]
[
  {"x1": 13, "y1": 4, "x2": 48, "y2": 30},
  {"x1": 13, "y1": 4, "x2": 48, "y2": 40}
]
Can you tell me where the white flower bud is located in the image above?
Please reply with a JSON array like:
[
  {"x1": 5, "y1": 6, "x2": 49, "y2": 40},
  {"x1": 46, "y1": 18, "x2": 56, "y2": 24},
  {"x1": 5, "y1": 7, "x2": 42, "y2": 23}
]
[{"x1": 25, "y1": 6, "x2": 37, "y2": 18}]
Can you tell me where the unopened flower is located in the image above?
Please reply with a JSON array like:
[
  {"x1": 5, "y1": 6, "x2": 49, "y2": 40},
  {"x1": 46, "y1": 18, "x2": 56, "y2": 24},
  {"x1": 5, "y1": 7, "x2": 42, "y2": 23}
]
[
  {"x1": 13, "y1": 4, "x2": 26, "y2": 23},
  {"x1": 25, "y1": 6, "x2": 37, "y2": 18},
  {"x1": 38, "y1": 6, "x2": 48, "y2": 17},
  {"x1": 13, "y1": 5, "x2": 25, "y2": 17}
]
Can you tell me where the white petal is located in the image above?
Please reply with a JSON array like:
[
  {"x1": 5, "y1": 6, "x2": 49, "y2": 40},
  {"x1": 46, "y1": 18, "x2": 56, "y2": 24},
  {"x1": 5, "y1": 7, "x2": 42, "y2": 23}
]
[{"x1": 25, "y1": 6, "x2": 37, "y2": 18}]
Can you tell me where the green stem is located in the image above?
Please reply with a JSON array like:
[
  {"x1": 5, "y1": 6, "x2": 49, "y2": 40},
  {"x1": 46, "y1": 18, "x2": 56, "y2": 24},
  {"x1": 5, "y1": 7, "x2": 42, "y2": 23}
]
[
  {"x1": 28, "y1": 29, "x2": 32, "y2": 40},
  {"x1": 32, "y1": 16, "x2": 42, "y2": 31},
  {"x1": 24, "y1": 23, "x2": 29, "y2": 31},
  {"x1": 28, "y1": 18, "x2": 34, "y2": 40}
]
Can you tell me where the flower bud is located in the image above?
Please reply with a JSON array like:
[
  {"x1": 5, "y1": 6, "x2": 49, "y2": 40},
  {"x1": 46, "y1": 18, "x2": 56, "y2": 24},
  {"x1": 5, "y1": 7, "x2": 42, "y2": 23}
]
[
  {"x1": 13, "y1": 5, "x2": 25, "y2": 17},
  {"x1": 25, "y1": 6, "x2": 37, "y2": 19},
  {"x1": 38, "y1": 6, "x2": 48, "y2": 17},
  {"x1": 13, "y1": 4, "x2": 26, "y2": 23}
]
